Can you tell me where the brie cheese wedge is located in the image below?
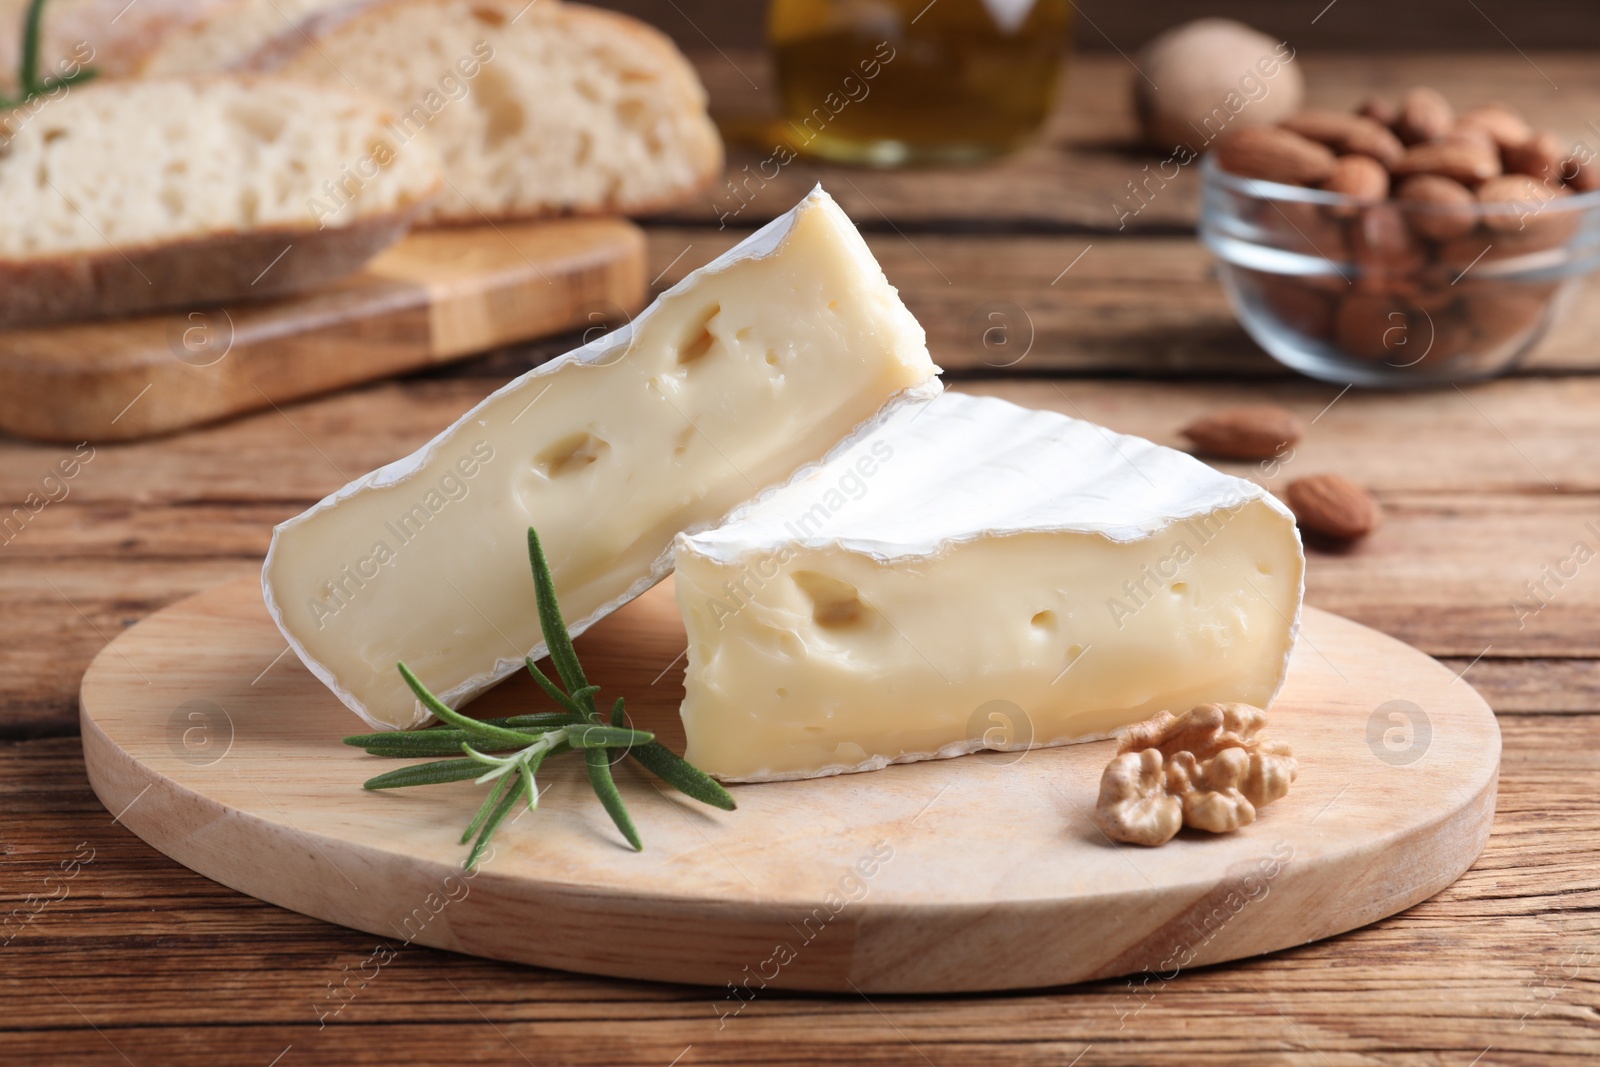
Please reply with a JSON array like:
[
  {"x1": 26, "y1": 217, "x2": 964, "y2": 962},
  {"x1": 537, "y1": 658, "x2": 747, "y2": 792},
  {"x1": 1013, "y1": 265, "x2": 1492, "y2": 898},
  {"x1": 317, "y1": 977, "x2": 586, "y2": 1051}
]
[
  {"x1": 673, "y1": 392, "x2": 1305, "y2": 782},
  {"x1": 263, "y1": 187, "x2": 941, "y2": 729}
]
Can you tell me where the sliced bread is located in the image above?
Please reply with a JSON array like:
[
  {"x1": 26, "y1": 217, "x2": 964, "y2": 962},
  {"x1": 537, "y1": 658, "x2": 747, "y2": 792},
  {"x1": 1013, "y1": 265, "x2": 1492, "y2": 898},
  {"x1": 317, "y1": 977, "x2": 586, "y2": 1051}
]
[
  {"x1": 0, "y1": 76, "x2": 442, "y2": 328},
  {"x1": 234, "y1": 0, "x2": 722, "y2": 224}
]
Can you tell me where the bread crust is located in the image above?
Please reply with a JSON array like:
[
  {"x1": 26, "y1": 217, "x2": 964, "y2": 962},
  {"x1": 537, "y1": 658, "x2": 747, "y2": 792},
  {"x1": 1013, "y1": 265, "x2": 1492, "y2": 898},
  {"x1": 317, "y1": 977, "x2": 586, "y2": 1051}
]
[
  {"x1": 0, "y1": 202, "x2": 427, "y2": 329},
  {"x1": 0, "y1": 0, "x2": 236, "y2": 90},
  {"x1": 130, "y1": 0, "x2": 354, "y2": 76},
  {"x1": 242, "y1": 0, "x2": 723, "y2": 223},
  {"x1": 190, "y1": 0, "x2": 386, "y2": 75}
]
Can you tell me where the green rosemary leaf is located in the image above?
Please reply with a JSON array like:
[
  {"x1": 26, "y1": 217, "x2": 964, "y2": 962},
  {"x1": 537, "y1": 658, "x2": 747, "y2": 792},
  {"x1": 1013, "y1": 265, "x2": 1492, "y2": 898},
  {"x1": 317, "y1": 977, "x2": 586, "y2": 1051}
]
[
  {"x1": 444, "y1": 711, "x2": 574, "y2": 730},
  {"x1": 346, "y1": 724, "x2": 545, "y2": 746},
  {"x1": 355, "y1": 710, "x2": 577, "y2": 739},
  {"x1": 629, "y1": 742, "x2": 737, "y2": 811},
  {"x1": 398, "y1": 662, "x2": 541, "y2": 750},
  {"x1": 461, "y1": 772, "x2": 515, "y2": 845},
  {"x1": 503, "y1": 711, "x2": 584, "y2": 730},
  {"x1": 362, "y1": 758, "x2": 482, "y2": 790},
  {"x1": 524, "y1": 657, "x2": 587, "y2": 716},
  {"x1": 521, "y1": 659, "x2": 592, "y2": 716},
  {"x1": 585, "y1": 747, "x2": 642, "y2": 850},
  {"x1": 347, "y1": 723, "x2": 567, "y2": 758},
  {"x1": 19, "y1": 0, "x2": 44, "y2": 95},
  {"x1": 519, "y1": 744, "x2": 554, "y2": 808},
  {"x1": 566, "y1": 724, "x2": 655, "y2": 750},
  {"x1": 526, "y1": 527, "x2": 591, "y2": 707},
  {"x1": 465, "y1": 774, "x2": 522, "y2": 869},
  {"x1": 351, "y1": 525, "x2": 738, "y2": 866},
  {"x1": 343, "y1": 708, "x2": 576, "y2": 748}
]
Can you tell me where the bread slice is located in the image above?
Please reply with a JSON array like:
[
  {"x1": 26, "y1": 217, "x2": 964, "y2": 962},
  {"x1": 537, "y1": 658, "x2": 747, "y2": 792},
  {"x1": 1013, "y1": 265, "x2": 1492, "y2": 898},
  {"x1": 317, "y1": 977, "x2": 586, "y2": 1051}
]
[
  {"x1": 235, "y1": 0, "x2": 722, "y2": 224},
  {"x1": 0, "y1": 76, "x2": 441, "y2": 328}
]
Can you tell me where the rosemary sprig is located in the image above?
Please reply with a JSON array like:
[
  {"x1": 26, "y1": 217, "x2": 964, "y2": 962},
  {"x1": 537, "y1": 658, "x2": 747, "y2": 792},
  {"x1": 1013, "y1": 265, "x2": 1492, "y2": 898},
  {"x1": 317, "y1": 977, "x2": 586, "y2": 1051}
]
[
  {"x1": 347, "y1": 526, "x2": 735, "y2": 868},
  {"x1": 0, "y1": 0, "x2": 98, "y2": 111}
]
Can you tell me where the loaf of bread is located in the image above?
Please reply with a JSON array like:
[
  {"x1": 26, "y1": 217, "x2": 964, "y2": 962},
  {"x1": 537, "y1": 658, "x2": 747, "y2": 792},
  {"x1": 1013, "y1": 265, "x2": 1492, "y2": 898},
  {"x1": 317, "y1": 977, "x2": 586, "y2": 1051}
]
[
  {"x1": 0, "y1": 0, "x2": 348, "y2": 88},
  {"x1": 232, "y1": 0, "x2": 723, "y2": 224},
  {"x1": 0, "y1": 0, "x2": 232, "y2": 92},
  {"x1": 137, "y1": 0, "x2": 348, "y2": 77},
  {"x1": 0, "y1": 77, "x2": 442, "y2": 328}
]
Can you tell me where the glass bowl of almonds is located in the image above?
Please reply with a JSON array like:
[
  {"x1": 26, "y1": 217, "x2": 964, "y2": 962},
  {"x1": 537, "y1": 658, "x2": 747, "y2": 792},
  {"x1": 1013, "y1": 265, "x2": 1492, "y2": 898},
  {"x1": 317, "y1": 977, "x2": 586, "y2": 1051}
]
[{"x1": 1200, "y1": 89, "x2": 1600, "y2": 386}]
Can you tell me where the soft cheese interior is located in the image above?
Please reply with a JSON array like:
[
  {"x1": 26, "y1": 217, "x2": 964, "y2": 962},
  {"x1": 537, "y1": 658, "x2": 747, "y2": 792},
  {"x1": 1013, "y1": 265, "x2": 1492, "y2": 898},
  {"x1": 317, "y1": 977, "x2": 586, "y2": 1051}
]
[
  {"x1": 263, "y1": 189, "x2": 939, "y2": 729},
  {"x1": 673, "y1": 393, "x2": 1304, "y2": 782}
]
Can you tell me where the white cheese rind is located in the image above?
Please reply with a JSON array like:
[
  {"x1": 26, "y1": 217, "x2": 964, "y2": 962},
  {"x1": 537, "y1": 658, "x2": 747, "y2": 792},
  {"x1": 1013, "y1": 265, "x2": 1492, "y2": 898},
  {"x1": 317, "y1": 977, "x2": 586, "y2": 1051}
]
[
  {"x1": 673, "y1": 392, "x2": 1306, "y2": 782},
  {"x1": 262, "y1": 187, "x2": 941, "y2": 729}
]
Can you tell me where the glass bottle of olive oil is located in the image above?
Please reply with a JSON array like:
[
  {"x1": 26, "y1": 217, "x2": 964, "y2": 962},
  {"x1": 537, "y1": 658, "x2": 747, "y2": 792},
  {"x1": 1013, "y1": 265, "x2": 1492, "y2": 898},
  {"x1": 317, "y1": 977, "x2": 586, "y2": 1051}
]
[{"x1": 768, "y1": 0, "x2": 1072, "y2": 166}]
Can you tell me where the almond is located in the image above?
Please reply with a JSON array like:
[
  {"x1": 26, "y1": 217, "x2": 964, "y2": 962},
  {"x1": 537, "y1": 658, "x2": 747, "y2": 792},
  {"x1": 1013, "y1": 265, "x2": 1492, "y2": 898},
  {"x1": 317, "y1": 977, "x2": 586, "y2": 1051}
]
[
  {"x1": 1254, "y1": 275, "x2": 1338, "y2": 339},
  {"x1": 1435, "y1": 233, "x2": 1501, "y2": 268},
  {"x1": 1391, "y1": 138, "x2": 1501, "y2": 185},
  {"x1": 1478, "y1": 172, "x2": 1557, "y2": 201},
  {"x1": 1350, "y1": 203, "x2": 1426, "y2": 280},
  {"x1": 1334, "y1": 292, "x2": 1413, "y2": 361},
  {"x1": 1560, "y1": 155, "x2": 1600, "y2": 192},
  {"x1": 1280, "y1": 108, "x2": 1361, "y2": 145},
  {"x1": 1285, "y1": 474, "x2": 1380, "y2": 540},
  {"x1": 1181, "y1": 404, "x2": 1304, "y2": 460},
  {"x1": 1321, "y1": 153, "x2": 1390, "y2": 208},
  {"x1": 1477, "y1": 173, "x2": 1570, "y2": 234},
  {"x1": 1282, "y1": 110, "x2": 1404, "y2": 166},
  {"x1": 1503, "y1": 130, "x2": 1565, "y2": 182},
  {"x1": 1216, "y1": 126, "x2": 1338, "y2": 186},
  {"x1": 1343, "y1": 121, "x2": 1407, "y2": 169},
  {"x1": 1443, "y1": 127, "x2": 1498, "y2": 155},
  {"x1": 1256, "y1": 199, "x2": 1349, "y2": 260},
  {"x1": 1397, "y1": 87, "x2": 1454, "y2": 144},
  {"x1": 1457, "y1": 104, "x2": 1533, "y2": 150},
  {"x1": 1357, "y1": 95, "x2": 1397, "y2": 128},
  {"x1": 1459, "y1": 287, "x2": 1552, "y2": 347},
  {"x1": 1395, "y1": 173, "x2": 1478, "y2": 241},
  {"x1": 1383, "y1": 276, "x2": 1458, "y2": 315}
]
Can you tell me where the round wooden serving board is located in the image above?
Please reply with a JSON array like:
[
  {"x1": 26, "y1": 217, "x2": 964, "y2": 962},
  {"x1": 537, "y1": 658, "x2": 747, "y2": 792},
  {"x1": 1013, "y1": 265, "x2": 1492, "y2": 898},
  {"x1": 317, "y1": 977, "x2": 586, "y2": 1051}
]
[{"x1": 81, "y1": 579, "x2": 1499, "y2": 993}]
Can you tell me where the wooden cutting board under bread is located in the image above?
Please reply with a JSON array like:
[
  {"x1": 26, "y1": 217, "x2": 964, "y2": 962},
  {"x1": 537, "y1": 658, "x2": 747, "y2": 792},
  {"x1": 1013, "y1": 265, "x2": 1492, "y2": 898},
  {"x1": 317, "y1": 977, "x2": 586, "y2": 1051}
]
[
  {"x1": 80, "y1": 577, "x2": 1499, "y2": 993},
  {"x1": 0, "y1": 219, "x2": 647, "y2": 443}
]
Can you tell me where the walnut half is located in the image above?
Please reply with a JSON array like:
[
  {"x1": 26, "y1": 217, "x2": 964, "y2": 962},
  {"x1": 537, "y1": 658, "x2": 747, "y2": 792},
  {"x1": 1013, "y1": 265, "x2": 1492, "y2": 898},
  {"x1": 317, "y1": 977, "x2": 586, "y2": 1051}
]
[{"x1": 1093, "y1": 703, "x2": 1298, "y2": 847}]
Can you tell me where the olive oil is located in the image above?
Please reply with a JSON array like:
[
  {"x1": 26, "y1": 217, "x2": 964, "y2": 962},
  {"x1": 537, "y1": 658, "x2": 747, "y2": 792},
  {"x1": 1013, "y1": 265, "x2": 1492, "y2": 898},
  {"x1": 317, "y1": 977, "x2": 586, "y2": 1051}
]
[{"x1": 768, "y1": 0, "x2": 1072, "y2": 165}]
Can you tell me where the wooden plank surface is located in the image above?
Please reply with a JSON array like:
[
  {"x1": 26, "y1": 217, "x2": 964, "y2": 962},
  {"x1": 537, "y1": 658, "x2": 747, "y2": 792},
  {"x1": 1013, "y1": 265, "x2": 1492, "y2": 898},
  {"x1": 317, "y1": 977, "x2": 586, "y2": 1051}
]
[
  {"x1": 3, "y1": 713, "x2": 1594, "y2": 1065},
  {"x1": 4, "y1": 46, "x2": 1600, "y2": 1066}
]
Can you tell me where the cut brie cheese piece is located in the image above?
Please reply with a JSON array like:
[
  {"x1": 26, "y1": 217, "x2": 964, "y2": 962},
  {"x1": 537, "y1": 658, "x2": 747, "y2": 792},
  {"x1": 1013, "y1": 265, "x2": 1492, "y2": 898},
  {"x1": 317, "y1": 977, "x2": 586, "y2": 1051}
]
[
  {"x1": 263, "y1": 187, "x2": 940, "y2": 729},
  {"x1": 673, "y1": 392, "x2": 1305, "y2": 782}
]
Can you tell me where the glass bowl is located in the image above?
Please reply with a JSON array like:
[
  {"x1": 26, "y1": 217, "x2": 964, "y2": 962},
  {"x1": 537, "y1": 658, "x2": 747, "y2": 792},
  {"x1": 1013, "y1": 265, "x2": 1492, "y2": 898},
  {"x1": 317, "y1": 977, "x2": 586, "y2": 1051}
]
[{"x1": 1199, "y1": 152, "x2": 1600, "y2": 386}]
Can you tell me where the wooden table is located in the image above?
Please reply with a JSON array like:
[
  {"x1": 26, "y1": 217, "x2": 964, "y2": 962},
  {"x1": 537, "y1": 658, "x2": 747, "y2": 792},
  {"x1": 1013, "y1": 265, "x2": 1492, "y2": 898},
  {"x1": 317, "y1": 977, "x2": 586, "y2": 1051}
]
[{"x1": 4, "y1": 53, "x2": 1598, "y2": 1065}]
